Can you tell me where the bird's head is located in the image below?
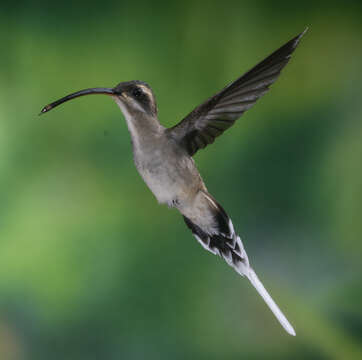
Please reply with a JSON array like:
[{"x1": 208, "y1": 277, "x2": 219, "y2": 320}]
[
  {"x1": 40, "y1": 80, "x2": 157, "y2": 117},
  {"x1": 113, "y1": 81, "x2": 157, "y2": 117}
]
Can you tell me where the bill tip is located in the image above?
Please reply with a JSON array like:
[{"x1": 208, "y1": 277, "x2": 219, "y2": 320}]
[{"x1": 39, "y1": 105, "x2": 51, "y2": 115}]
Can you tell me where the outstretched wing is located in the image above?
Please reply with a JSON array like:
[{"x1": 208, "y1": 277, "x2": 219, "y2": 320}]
[{"x1": 167, "y1": 29, "x2": 307, "y2": 156}]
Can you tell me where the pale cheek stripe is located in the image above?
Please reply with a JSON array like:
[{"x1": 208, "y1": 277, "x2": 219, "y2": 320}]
[
  {"x1": 138, "y1": 85, "x2": 156, "y2": 110},
  {"x1": 121, "y1": 93, "x2": 146, "y2": 114}
]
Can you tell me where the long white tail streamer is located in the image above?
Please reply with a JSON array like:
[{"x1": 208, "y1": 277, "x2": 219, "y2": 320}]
[{"x1": 246, "y1": 267, "x2": 296, "y2": 336}]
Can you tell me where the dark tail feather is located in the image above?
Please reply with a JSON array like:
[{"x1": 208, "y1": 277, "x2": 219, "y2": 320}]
[{"x1": 183, "y1": 215, "x2": 249, "y2": 271}]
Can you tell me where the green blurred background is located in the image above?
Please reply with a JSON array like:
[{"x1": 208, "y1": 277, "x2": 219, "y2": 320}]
[{"x1": 1, "y1": 0, "x2": 362, "y2": 359}]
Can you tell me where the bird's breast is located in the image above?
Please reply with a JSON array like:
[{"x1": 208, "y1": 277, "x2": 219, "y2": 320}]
[{"x1": 133, "y1": 143, "x2": 201, "y2": 206}]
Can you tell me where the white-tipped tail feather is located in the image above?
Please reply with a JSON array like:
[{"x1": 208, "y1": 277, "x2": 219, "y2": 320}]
[
  {"x1": 183, "y1": 196, "x2": 296, "y2": 336},
  {"x1": 246, "y1": 267, "x2": 296, "y2": 336}
]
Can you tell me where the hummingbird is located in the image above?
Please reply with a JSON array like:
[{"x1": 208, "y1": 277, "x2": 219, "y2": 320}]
[{"x1": 40, "y1": 29, "x2": 307, "y2": 336}]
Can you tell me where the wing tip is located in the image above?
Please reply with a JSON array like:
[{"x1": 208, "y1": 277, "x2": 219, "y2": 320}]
[{"x1": 293, "y1": 26, "x2": 309, "y2": 47}]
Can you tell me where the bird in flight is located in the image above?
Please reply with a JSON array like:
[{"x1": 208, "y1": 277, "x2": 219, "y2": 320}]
[{"x1": 40, "y1": 29, "x2": 307, "y2": 336}]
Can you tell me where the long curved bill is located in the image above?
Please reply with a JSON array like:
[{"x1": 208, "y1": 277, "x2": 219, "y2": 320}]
[{"x1": 39, "y1": 87, "x2": 115, "y2": 115}]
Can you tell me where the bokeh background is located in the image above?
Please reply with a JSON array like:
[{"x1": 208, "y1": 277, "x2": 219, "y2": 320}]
[{"x1": 1, "y1": 0, "x2": 362, "y2": 359}]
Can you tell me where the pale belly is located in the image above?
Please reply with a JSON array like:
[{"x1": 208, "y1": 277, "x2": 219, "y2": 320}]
[
  {"x1": 134, "y1": 147, "x2": 201, "y2": 206},
  {"x1": 140, "y1": 167, "x2": 181, "y2": 205}
]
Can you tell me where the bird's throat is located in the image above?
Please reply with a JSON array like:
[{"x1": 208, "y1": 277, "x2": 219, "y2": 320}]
[{"x1": 113, "y1": 96, "x2": 163, "y2": 150}]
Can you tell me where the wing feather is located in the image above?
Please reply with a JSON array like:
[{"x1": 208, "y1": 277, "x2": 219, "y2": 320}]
[{"x1": 168, "y1": 29, "x2": 307, "y2": 156}]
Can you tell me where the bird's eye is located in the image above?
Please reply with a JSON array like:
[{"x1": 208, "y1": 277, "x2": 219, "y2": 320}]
[{"x1": 132, "y1": 88, "x2": 142, "y2": 98}]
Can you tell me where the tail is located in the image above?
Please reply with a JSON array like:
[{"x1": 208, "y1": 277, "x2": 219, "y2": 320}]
[
  {"x1": 246, "y1": 267, "x2": 296, "y2": 336},
  {"x1": 183, "y1": 193, "x2": 295, "y2": 336}
]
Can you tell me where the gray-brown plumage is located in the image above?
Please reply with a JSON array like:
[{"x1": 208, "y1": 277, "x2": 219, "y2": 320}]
[{"x1": 40, "y1": 29, "x2": 307, "y2": 336}]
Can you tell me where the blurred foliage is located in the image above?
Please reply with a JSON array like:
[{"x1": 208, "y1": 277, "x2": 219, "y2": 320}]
[{"x1": 1, "y1": 0, "x2": 362, "y2": 359}]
